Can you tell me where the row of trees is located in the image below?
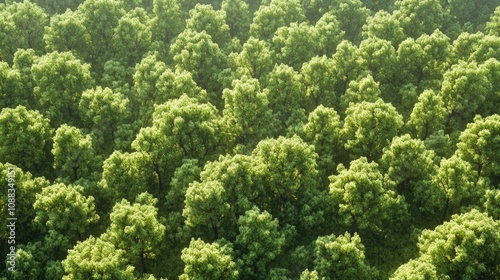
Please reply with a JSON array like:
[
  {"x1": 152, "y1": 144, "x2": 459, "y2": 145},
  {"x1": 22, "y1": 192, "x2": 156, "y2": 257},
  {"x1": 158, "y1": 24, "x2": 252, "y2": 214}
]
[{"x1": 1, "y1": 0, "x2": 500, "y2": 279}]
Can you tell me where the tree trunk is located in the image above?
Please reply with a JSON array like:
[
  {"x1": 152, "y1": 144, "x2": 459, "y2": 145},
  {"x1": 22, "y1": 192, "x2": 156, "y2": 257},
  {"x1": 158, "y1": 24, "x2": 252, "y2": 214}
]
[
  {"x1": 349, "y1": 214, "x2": 358, "y2": 237},
  {"x1": 139, "y1": 249, "x2": 147, "y2": 274},
  {"x1": 441, "y1": 198, "x2": 450, "y2": 223}
]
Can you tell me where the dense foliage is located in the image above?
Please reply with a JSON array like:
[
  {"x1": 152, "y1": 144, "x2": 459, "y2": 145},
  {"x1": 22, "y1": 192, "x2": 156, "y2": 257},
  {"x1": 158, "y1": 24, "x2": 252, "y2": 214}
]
[{"x1": 1, "y1": 0, "x2": 500, "y2": 279}]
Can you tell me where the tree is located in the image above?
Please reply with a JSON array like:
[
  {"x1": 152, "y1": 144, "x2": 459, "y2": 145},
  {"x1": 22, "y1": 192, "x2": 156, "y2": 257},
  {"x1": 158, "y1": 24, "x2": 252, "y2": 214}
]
[
  {"x1": 396, "y1": 30, "x2": 451, "y2": 88},
  {"x1": 432, "y1": 155, "x2": 480, "y2": 223},
  {"x1": 180, "y1": 238, "x2": 238, "y2": 280},
  {"x1": 12, "y1": 48, "x2": 38, "y2": 109},
  {"x1": 0, "y1": 2, "x2": 47, "y2": 63},
  {"x1": 486, "y1": 6, "x2": 500, "y2": 36},
  {"x1": 235, "y1": 206, "x2": 286, "y2": 279},
  {"x1": 329, "y1": 157, "x2": 408, "y2": 236},
  {"x1": 362, "y1": 11, "x2": 405, "y2": 48},
  {"x1": 439, "y1": 61, "x2": 491, "y2": 131},
  {"x1": 76, "y1": 0, "x2": 125, "y2": 70},
  {"x1": 393, "y1": 0, "x2": 444, "y2": 38},
  {"x1": 104, "y1": 193, "x2": 165, "y2": 274},
  {"x1": 356, "y1": 37, "x2": 397, "y2": 86},
  {"x1": 330, "y1": 40, "x2": 361, "y2": 97},
  {"x1": 342, "y1": 99, "x2": 404, "y2": 161},
  {"x1": 446, "y1": 0, "x2": 499, "y2": 29},
  {"x1": 390, "y1": 259, "x2": 440, "y2": 280},
  {"x1": 0, "y1": 106, "x2": 52, "y2": 176},
  {"x1": 456, "y1": 114, "x2": 500, "y2": 181},
  {"x1": 111, "y1": 8, "x2": 152, "y2": 67},
  {"x1": 264, "y1": 64, "x2": 305, "y2": 133},
  {"x1": 149, "y1": 0, "x2": 183, "y2": 44},
  {"x1": 132, "y1": 95, "x2": 221, "y2": 191},
  {"x1": 222, "y1": 0, "x2": 250, "y2": 41},
  {"x1": 0, "y1": 60, "x2": 20, "y2": 109},
  {"x1": 33, "y1": 183, "x2": 99, "y2": 241},
  {"x1": 231, "y1": 37, "x2": 274, "y2": 82},
  {"x1": 380, "y1": 135, "x2": 442, "y2": 225},
  {"x1": 249, "y1": 0, "x2": 306, "y2": 40},
  {"x1": 170, "y1": 29, "x2": 228, "y2": 102},
  {"x1": 340, "y1": 74, "x2": 381, "y2": 111},
  {"x1": 78, "y1": 86, "x2": 130, "y2": 154},
  {"x1": 314, "y1": 12, "x2": 344, "y2": 57},
  {"x1": 221, "y1": 76, "x2": 274, "y2": 146},
  {"x1": 300, "y1": 56, "x2": 338, "y2": 110},
  {"x1": 300, "y1": 105, "x2": 343, "y2": 184},
  {"x1": 43, "y1": 10, "x2": 92, "y2": 62},
  {"x1": 406, "y1": 89, "x2": 447, "y2": 140},
  {"x1": 416, "y1": 209, "x2": 500, "y2": 279},
  {"x1": 52, "y1": 124, "x2": 98, "y2": 182},
  {"x1": 272, "y1": 22, "x2": 317, "y2": 71},
  {"x1": 185, "y1": 4, "x2": 232, "y2": 50},
  {"x1": 99, "y1": 151, "x2": 156, "y2": 203},
  {"x1": 330, "y1": 0, "x2": 370, "y2": 44},
  {"x1": 32, "y1": 51, "x2": 94, "y2": 127},
  {"x1": 305, "y1": 233, "x2": 377, "y2": 280},
  {"x1": 62, "y1": 236, "x2": 135, "y2": 280}
]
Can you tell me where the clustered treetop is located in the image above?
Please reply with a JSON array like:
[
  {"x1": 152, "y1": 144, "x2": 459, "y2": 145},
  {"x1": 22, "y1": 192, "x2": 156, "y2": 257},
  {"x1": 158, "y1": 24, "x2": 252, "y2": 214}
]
[{"x1": 1, "y1": 0, "x2": 500, "y2": 279}]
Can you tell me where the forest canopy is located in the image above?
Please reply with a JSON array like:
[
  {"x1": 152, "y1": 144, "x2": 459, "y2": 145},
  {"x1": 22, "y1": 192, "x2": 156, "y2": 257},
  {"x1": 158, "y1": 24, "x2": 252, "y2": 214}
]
[{"x1": 1, "y1": 0, "x2": 500, "y2": 279}]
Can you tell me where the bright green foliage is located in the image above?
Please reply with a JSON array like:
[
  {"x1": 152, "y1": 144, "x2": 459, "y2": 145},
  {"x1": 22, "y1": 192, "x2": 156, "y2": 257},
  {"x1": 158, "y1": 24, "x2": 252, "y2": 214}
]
[
  {"x1": 484, "y1": 189, "x2": 500, "y2": 220},
  {"x1": 0, "y1": 164, "x2": 50, "y2": 244},
  {"x1": 150, "y1": 0, "x2": 183, "y2": 43},
  {"x1": 416, "y1": 209, "x2": 500, "y2": 279},
  {"x1": 407, "y1": 89, "x2": 447, "y2": 140},
  {"x1": 341, "y1": 74, "x2": 381, "y2": 111},
  {"x1": 468, "y1": 35, "x2": 500, "y2": 63},
  {"x1": 180, "y1": 238, "x2": 238, "y2": 280},
  {"x1": 183, "y1": 180, "x2": 232, "y2": 240},
  {"x1": 357, "y1": 37, "x2": 397, "y2": 85},
  {"x1": 186, "y1": 4, "x2": 231, "y2": 50},
  {"x1": 52, "y1": 124, "x2": 98, "y2": 182},
  {"x1": 432, "y1": 155, "x2": 479, "y2": 222},
  {"x1": 0, "y1": 2, "x2": 48, "y2": 62},
  {"x1": 170, "y1": 29, "x2": 228, "y2": 98},
  {"x1": 77, "y1": 0, "x2": 125, "y2": 68},
  {"x1": 307, "y1": 233, "x2": 377, "y2": 280},
  {"x1": 394, "y1": 0, "x2": 444, "y2": 38},
  {"x1": 232, "y1": 37, "x2": 274, "y2": 81},
  {"x1": 78, "y1": 86, "x2": 129, "y2": 153},
  {"x1": 221, "y1": 76, "x2": 273, "y2": 146},
  {"x1": 100, "y1": 151, "x2": 156, "y2": 203},
  {"x1": 264, "y1": 64, "x2": 305, "y2": 133},
  {"x1": 300, "y1": 56, "x2": 338, "y2": 110},
  {"x1": 235, "y1": 206, "x2": 286, "y2": 279},
  {"x1": 300, "y1": 105, "x2": 343, "y2": 183},
  {"x1": 314, "y1": 12, "x2": 344, "y2": 57},
  {"x1": 0, "y1": 106, "x2": 52, "y2": 175},
  {"x1": 250, "y1": 136, "x2": 320, "y2": 226},
  {"x1": 250, "y1": 0, "x2": 306, "y2": 40},
  {"x1": 330, "y1": 40, "x2": 361, "y2": 96},
  {"x1": 101, "y1": 60, "x2": 134, "y2": 97},
  {"x1": 397, "y1": 30, "x2": 451, "y2": 88},
  {"x1": 456, "y1": 114, "x2": 500, "y2": 181},
  {"x1": 111, "y1": 8, "x2": 152, "y2": 67},
  {"x1": 62, "y1": 236, "x2": 135, "y2": 280},
  {"x1": 330, "y1": 0, "x2": 370, "y2": 44},
  {"x1": 43, "y1": 10, "x2": 92, "y2": 62},
  {"x1": 380, "y1": 135, "x2": 442, "y2": 224},
  {"x1": 0, "y1": 60, "x2": 24, "y2": 108},
  {"x1": 222, "y1": 0, "x2": 250, "y2": 41},
  {"x1": 390, "y1": 259, "x2": 439, "y2": 279},
  {"x1": 32, "y1": 51, "x2": 94, "y2": 126},
  {"x1": 439, "y1": 61, "x2": 491, "y2": 131},
  {"x1": 11, "y1": 49, "x2": 38, "y2": 109},
  {"x1": 450, "y1": 32, "x2": 485, "y2": 62},
  {"x1": 156, "y1": 67, "x2": 208, "y2": 103},
  {"x1": 34, "y1": 183, "x2": 99, "y2": 240},
  {"x1": 342, "y1": 99, "x2": 404, "y2": 161},
  {"x1": 362, "y1": 11, "x2": 405, "y2": 47},
  {"x1": 329, "y1": 157, "x2": 408, "y2": 235},
  {"x1": 104, "y1": 194, "x2": 165, "y2": 273},
  {"x1": 487, "y1": 6, "x2": 500, "y2": 36},
  {"x1": 32, "y1": 0, "x2": 86, "y2": 15},
  {"x1": 132, "y1": 95, "x2": 220, "y2": 190},
  {"x1": 272, "y1": 23, "x2": 316, "y2": 71}
]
